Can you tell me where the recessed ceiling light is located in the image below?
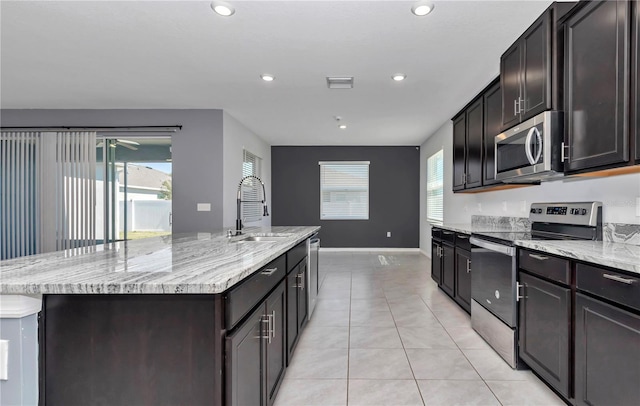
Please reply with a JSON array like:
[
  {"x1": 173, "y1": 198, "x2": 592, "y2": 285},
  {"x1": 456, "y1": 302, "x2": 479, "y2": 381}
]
[
  {"x1": 339, "y1": 124, "x2": 347, "y2": 129},
  {"x1": 211, "y1": 1, "x2": 235, "y2": 17},
  {"x1": 392, "y1": 74, "x2": 407, "y2": 81},
  {"x1": 411, "y1": 1, "x2": 434, "y2": 16},
  {"x1": 260, "y1": 74, "x2": 275, "y2": 82}
]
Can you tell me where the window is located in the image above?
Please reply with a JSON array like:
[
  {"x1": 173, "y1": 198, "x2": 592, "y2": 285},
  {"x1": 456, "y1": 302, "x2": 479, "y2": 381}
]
[
  {"x1": 241, "y1": 149, "x2": 263, "y2": 223},
  {"x1": 319, "y1": 161, "x2": 369, "y2": 220},
  {"x1": 426, "y1": 150, "x2": 444, "y2": 222}
]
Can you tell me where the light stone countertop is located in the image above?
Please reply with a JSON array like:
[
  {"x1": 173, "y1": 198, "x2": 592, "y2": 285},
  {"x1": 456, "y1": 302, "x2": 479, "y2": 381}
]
[
  {"x1": 0, "y1": 226, "x2": 320, "y2": 295},
  {"x1": 432, "y1": 222, "x2": 640, "y2": 276}
]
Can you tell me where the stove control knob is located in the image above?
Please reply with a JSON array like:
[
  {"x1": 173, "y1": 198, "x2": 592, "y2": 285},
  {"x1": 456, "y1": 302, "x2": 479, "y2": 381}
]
[
  {"x1": 537, "y1": 208, "x2": 543, "y2": 214},
  {"x1": 530, "y1": 208, "x2": 536, "y2": 214},
  {"x1": 581, "y1": 209, "x2": 588, "y2": 215}
]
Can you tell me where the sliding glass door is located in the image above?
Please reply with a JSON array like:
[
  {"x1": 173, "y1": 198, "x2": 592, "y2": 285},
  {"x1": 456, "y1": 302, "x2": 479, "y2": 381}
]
[{"x1": 96, "y1": 137, "x2": 172, "y2": 243}]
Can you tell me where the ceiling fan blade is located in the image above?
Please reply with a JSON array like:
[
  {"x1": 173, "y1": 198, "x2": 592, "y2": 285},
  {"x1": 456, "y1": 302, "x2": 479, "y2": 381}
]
[
  {"x1": 117, "y1": 142, "x2": 138, "y2": 151},
  {"x1": 116, "y1": 139, "x2": 140, "y2": 146}
]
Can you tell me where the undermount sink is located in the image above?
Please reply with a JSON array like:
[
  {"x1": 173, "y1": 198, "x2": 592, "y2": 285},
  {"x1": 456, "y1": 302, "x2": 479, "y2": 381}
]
[{"x1": 231, "y1": 234, "x2": 292, "y2": 243}]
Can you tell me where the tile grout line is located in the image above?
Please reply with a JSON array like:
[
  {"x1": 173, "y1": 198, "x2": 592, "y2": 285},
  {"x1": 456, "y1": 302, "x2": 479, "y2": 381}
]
[{"x1": 346, "y1": 268, "x2": 352, "y2": 406}]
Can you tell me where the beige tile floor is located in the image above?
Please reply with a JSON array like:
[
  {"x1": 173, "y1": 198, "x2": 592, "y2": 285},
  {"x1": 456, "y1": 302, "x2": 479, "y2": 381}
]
[{"x1": 274, "y1": 251, "x2": 565, "y2": 406}]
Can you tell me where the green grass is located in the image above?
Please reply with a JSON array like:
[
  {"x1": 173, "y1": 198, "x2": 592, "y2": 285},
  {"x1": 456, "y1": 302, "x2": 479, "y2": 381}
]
[{"x1": 120, "y1": 231, "x2": 171, "y2": 240}]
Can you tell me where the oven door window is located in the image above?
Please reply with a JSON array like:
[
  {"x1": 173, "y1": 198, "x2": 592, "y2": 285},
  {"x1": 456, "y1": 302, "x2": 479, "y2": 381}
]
[{"x1": 496, "y1": 124, "x2": 544, "y2": 173}]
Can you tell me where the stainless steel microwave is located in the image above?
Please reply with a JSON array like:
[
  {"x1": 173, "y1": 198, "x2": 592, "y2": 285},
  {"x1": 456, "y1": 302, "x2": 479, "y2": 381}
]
[{"x1": 495, "y1": 111, "x2": 564, "y2": 183}]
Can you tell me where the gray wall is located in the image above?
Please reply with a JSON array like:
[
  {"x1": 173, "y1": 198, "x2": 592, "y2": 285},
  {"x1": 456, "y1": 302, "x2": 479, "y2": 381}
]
[
  {"x1": 0, "y1": 315, "x2": 38, "y2": 406},
  {"x1": 272, "y1": 146, "x2": 420, "y2": 248},
  {"x1": 0, "y1": 109, "x2": 224, "y2": 233}
]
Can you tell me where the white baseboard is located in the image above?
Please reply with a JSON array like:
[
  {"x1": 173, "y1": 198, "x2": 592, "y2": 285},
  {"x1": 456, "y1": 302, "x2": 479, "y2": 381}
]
[
  {"x1": 319, "y1": 247, "x2": 421, "y2": 253},
  {"x1": 419, "y1": 249, "x2": 430, "y2": 258}
]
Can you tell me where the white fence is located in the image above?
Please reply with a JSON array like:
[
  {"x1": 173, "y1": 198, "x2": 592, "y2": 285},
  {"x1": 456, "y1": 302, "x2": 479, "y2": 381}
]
[{"x1": 119, "y1": 200, "x2": 171, "y2": 232}]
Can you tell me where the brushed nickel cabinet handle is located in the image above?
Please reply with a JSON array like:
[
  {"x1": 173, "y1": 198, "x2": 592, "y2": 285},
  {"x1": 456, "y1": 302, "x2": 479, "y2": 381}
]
[
  {"x1": 466, "y1": 259, "x2": 471, "y2": 273},
  {"x1": 528, "y1": 253, "x2": 549, "y2": 261},
  {"x1": 516, "y1": 282, "x2": 525, "y2": 302},
  {"x1": 603, "y1": 274, "x2": 636, "y2": 285},
  {"x1": 261, "y1": 267, "x2": 278, "y2": 276}
]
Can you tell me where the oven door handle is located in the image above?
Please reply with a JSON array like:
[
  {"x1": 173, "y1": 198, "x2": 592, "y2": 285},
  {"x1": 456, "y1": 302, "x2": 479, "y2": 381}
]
[{"x1": 470, "y1": 237, "x2": 516, "y2": 257}]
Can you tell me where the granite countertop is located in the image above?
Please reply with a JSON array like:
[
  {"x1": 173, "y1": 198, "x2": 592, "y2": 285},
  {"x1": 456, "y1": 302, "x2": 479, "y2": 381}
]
[
  {"x1": 429, "y1": 222, "x2": 527, "y2": 235},
  {"x1": 0, "y1": 226, "x2": 320, "y2": 295},
  {"x1": 516, "y1": 240, "x2": 640, "y2": 276}
]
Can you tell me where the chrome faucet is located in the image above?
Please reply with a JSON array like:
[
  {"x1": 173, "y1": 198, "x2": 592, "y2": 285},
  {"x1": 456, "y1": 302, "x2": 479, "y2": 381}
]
[{"x1": 236, "y1": 175, "x2": 269, "y2": 235}]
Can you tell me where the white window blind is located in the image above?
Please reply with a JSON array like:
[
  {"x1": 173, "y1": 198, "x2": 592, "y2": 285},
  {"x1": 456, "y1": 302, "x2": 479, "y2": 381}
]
[
  {"x1": 241, "y1": 149, "x2": 263, "y2": 223},
  {"x1": 319, "y1": 161, "x2": 369, "y2": 220},
  {"x1": 427, "y1": 150, "x2": 444, "y2": 222}
]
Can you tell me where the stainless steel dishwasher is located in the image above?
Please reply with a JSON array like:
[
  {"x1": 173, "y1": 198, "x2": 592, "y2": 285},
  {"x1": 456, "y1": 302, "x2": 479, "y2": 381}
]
[{"x1": 308, "y1": 234, "x2": 320, "y2": 318}]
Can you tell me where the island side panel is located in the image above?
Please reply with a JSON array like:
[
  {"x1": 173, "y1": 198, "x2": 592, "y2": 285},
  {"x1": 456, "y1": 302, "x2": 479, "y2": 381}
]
[{"x1": 39, "y1": 294, "x2": 224, "y2": 405}]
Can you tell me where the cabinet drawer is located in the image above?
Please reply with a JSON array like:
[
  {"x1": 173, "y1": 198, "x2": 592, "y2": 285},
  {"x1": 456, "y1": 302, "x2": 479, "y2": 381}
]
[
  {"x1": 287, "y1": 240, "x2": 307, "y2": 273},
  {"x1": 441, "y1": 229, "x2": 456, "y2": 245},
  {"x1": 519, "y1": 249, "x2": 570, "y2": 285},
  {"x1": 226, "y1": 255, "x2": 286, "y2": 329},
  {"x1": 576, "y1": 263, "x2": 640, "y2": 312},
  {"x1": 432, "y1": 228, "x2": 442, "y2": 241},
  {"x1": 456, "y1": 233, "x2": 471, "y2": 251}
]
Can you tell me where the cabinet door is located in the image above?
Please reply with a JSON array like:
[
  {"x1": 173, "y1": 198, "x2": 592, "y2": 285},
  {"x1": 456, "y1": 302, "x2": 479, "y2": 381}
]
[
  {"x1": 441, "y1": 244, "x2": 455, "y2": 297},
  {"x1": 518, "y1": 272, "x2": 570, "y2": 398},
  {"x1": 297, "y1": 261, "x2": 308, "y2": 332},
  {"x1": 565, "y1": 0, "x2": 630, "y2": 172},
  {"x1": 634, "y1": 0, "x2": 640, "y2": 163},
  {"x1": 431, "y1": 241, "x2": 442, "y2": 284},
  {"x1": 521, "y1": 13, "x2": 552, "y2": 120},
  {"x1": 575, "y1": 293, "x2": 640, "y2": 406},
  {"x1": 226, "y1": 305, "x2": 265, "y2": 406},
  {"x1": 465, "y1": 99, "x2": 483, "y2": 189},
  {"x1": 452, "y1": 114, "x2": 466, "y2": 191},
  {"x1": 286, "y1": 271, "x2": 298, "y2": 364},
  {"x1": 501, "y1": 42, "x2": 522, "y2": 129},
  {"x1": 483, "y1": 81, "x2": 502, "y2": 186},
  {"x1": 454, "y1": 248, "x2": 471, "y2": 313},
  {"x1": 265, "y1": 283, "x2": 286, "y2": 406}
]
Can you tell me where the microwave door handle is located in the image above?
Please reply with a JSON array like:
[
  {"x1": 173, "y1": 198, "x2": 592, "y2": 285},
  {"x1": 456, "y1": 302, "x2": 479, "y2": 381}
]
[
  {"x1": 525, "y1": 127, "x2": 537, "y2": 165},
  {"x1": 532, "y1": 127, "x2": 543, "y2": 164}
]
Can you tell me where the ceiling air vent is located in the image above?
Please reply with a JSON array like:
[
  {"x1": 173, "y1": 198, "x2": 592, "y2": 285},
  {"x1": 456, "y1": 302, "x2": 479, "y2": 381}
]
[{"x1": 326, "y1": 77, "x2": 354, "y2": 89}]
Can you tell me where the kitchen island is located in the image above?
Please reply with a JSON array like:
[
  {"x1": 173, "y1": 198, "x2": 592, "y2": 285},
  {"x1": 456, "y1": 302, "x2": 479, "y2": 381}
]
[{"x1": 0, "y1": 226, "x2": 319, "y2": 406}]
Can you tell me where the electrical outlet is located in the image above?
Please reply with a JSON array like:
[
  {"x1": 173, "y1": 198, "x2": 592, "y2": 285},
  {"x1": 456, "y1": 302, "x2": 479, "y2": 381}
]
[
  {"x1": 521, "y1": 200, "x2": 527, "y2": 212},
  {"x1": 0, "y1": 340, "x2": 8, "y2": 380},
  {"x1": 197, "y1": 203, "x2": 211, "y2": 212},
  {"x1": 502, "y1": 201, "x2": 508, "y2": 211},
  {"x1": 386, "y1": 232, "x2": 391, "y2": 238}
]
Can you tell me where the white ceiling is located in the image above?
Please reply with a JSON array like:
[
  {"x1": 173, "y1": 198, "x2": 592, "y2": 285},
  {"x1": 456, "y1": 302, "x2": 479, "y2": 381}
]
[{"x1": 1, "y1": 0, "x2": 556, "y2": 145}]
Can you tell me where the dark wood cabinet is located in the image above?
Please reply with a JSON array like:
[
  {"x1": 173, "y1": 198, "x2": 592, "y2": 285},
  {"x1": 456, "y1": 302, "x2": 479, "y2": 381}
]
[
  {"x1": 453, "y1": 114, "x2": 466, "y2": 191},
  {"x1": 501, "y1": 10, "x2": 552, "y2": 128},
  {"x1": 227, "y1": 282, "x2": 287, "y2": 406},
  {"x1": 574, "y1": 292, "x2": 640, "y2": 406},
  {"x1": 431, "y1": 240, "x2": 442, "y2": 284},
  {"x1": 466, "y1": 98, "x2": 484, "y2": 188},
  {"x1": 633, "y1": 0, "x2": 640, "y2": 163},
  {"x1": 454, "y1": 247, "x2": 471, "y2": 313},
  {"x1": 441, "y1": 243, "x2": 455, "y2": 297},
  {"x1": 564, "y1": 0, "x2": 630, "y2": 172},
  {"x1": 483, "y1": 81, "x2": 502, "y2": 185},
  {"x1": 518, "y1": 271, "x2": 571, "y2": 398},
  {"x1": 286, "y1": 258, "x2": 308, "y2": 364}
]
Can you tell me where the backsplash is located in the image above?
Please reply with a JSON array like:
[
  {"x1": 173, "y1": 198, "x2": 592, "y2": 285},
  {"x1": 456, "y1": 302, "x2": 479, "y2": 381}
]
[
  {"x1": 604, "y1": 224, "x2": 640, "y2": 246},
  {"x1": 471, "y1": 215, "x2": 531, "y2": 231}
]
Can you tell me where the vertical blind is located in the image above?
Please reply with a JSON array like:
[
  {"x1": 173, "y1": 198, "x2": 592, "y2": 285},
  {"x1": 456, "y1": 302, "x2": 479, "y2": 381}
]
[
  {"x1": 0, "y1": 131, "x2": 96, "y2": 260},
  {"x1": 241, "y1": 149, "x2": 263, "y2": 223},
  {"x1": 319, "y1": 161, "x2": 369, "y2": 220},
  {"x1": 426, "y1": 150, "x2": 444, "y2": 222}
]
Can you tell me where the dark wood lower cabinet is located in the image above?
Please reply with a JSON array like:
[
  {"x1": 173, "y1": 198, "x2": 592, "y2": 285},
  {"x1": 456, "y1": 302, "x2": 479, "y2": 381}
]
[
  {"x1": 575, "y1": 293, "x2": 640, "y2": 406},
  {"x1": 518, "y1": 272, "x2": 571, "y2": 398},
  {"x1": 297, "y1": 261, "x2": 308, "y2": 333},
  {"x1": 41, "y1": 295, "x2": 220, "y2": 406},
  {"x1": 454, "y1": 248, "x2": 471, "y2": 313},
  {"x1": 265, "y1": 283, "x2": 287, "y2": 406},
  {"x1": 441, "y1": 244, "x2": 455, "y2": 297},
  {"x1": 286, "y1": 259, "x2": 308, "y2": 364},
  {"x1": 431, "y1": 241, "x2": 442, "y2": 284}
]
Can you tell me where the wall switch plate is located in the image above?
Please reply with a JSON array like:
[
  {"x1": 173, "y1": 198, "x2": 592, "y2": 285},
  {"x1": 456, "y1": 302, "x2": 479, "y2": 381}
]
[
  {"x1": 0, "y1": 339, "x2": 8, "y2": 380},
  {"x1": 197, "y1": 203, "x2": 211, "y2": 212},
  {"x1": 386, "y1": 232, "x2": 391, "y2": 237}
]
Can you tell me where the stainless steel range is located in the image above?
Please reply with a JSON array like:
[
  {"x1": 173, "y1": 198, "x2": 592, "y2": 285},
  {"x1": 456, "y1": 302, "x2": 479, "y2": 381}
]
[{"x1": 469, "y1": 202, "x2": 602, "y2": 368}]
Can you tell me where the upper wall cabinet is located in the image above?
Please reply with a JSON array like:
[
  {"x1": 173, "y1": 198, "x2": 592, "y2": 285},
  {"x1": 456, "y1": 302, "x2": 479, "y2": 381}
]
[
  {"x1": 452, "y1": 78, "x2": 502, "y2": 192},
  {"x1": 564, "y1": 0, "x2": 630, "y2": 173},
  {"x1": 633, "y1": 0, "x2": 640, "y2": 164},
  {"x1": 501, "y1": 3, "x2": 576, "y2": 130}
]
